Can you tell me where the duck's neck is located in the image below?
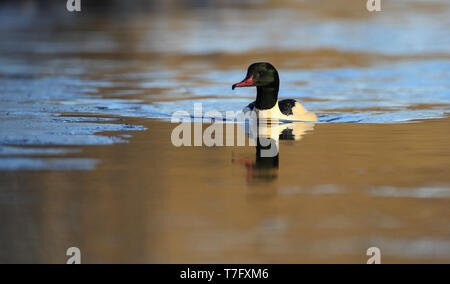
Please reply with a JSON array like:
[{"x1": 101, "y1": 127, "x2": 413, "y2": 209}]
[{"x1": 256, "y1": 85, "x2": 279, "y2": 110}]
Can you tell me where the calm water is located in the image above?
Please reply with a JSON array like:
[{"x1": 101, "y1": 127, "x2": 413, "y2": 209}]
[{"x1": 0, "y1": 0, "x2": 449, "y2": 263}]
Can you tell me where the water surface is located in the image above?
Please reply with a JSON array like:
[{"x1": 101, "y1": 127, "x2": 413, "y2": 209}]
[{"x1": 0, "y1": 0, "x2": 449, "y2": 263}]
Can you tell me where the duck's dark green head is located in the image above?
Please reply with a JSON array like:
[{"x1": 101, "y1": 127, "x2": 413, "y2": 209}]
[{"x1": 232, "y1": 62, "x2": 279, "y2": 90}]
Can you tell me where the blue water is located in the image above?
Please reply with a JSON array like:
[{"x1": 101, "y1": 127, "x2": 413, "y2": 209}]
[{"x1": 0, "y1": 1, "x2": 449, "y2": 169}]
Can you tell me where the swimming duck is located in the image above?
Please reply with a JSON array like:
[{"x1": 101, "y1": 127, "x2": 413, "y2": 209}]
[{"x1": 232, "y1": 62, "x2": 317, "y2": 122}]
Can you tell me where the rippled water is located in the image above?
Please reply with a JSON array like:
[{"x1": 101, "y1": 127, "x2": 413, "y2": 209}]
[
  {"x1": 1, "y1": 2, "x2": 448, "y2": 132},
  {"x1": 0, "y1": 0, "x2": 449, "y2": 263}
]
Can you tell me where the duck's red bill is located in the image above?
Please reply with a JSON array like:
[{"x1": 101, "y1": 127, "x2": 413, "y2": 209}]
[{"x1": 232, "y1": 75, "x2": 255, "y2": 90}]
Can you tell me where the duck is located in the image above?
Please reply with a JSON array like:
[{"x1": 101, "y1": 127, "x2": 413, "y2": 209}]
[{"x1": 232, "y1": 62, "x2": 317, "y2": 122}]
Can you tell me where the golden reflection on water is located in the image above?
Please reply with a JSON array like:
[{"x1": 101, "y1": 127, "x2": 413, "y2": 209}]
[
  {"x1": 1, "y1": 118, "x2": 449, "y2": 263},
  {"x1": 0, "y1": 0, "x2": 449, "y2": 264}
]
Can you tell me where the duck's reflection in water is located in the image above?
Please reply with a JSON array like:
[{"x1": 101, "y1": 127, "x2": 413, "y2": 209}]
[{"x1": 234, "y1": 120, "x2": 315, "y2": 184}]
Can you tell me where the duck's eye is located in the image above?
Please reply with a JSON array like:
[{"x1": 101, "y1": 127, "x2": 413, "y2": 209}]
[{"x1": 258, "y1": 71, "x2": 264, "y2": 77}]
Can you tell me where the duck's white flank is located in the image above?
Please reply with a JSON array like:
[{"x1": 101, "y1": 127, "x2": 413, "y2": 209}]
[{"x1": 244, "y1": 102, "x2": 318, "y2": 122}]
